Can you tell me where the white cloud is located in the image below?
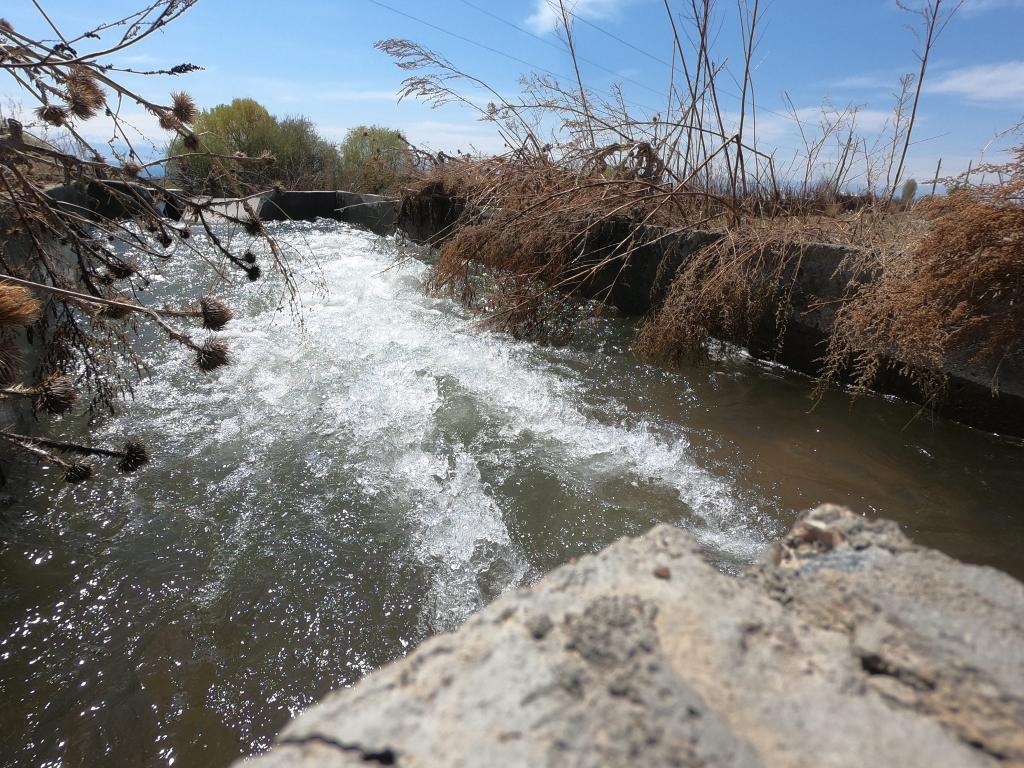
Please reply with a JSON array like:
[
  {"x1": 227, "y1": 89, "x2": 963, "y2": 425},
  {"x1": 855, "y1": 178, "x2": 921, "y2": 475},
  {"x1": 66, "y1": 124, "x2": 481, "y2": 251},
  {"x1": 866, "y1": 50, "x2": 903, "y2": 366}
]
[
  {"x1": 525, "y1": 0, "x2": 632, "y2": 34},
  {"x1": 927, "y1": 61, "x2": 1024, "y2": 102},
  {"x1": 396, "y1": 120, "x2": 508, "y2": 155},
  {"x1": 846, "y1": 109, "x2": 894, "y2": 133},
  {"x1": 960, "y1": 0, "x2": 1024, "y2": 14},
  {"x1": 831, "y1": 74, "x2": 898, "y2": 91},
  {"x1": 314, "y1": 119, "x2": 506, "y2": 155},
  {"x1": 1, "y1": 98, "x2": 156, "y2": 144},
  {"x1": 722, "y1": 106, "x2": 894, "y2": 146},
  {"x1": 74, "y1": 110, "x2": 175, "y2": 163},
  {"x1": 253, "y1": 79, "x2": 398, "y2": 106},
  {"x1": 0, "y1": 98, "x2": 173, "y2": 163}
]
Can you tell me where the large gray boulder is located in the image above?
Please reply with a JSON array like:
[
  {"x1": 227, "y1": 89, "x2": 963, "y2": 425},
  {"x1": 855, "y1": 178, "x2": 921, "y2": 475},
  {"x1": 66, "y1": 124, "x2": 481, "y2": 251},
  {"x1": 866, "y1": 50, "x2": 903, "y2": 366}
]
[{"x1": 238, "y1": 506, "x2": 1024, "y2": 767}]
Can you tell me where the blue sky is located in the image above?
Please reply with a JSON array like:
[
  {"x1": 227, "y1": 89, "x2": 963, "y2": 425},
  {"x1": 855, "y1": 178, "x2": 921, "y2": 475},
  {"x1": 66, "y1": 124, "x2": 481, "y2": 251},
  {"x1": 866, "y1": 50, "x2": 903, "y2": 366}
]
[{"x1": 4, "y1": 0, "x2": 1023, "y2": 181}]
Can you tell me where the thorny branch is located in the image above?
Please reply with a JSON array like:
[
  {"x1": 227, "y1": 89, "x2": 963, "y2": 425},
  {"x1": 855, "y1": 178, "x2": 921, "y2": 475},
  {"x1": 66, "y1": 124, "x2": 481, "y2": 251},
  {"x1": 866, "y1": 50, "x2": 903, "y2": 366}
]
[{"x1": 0, "y1": 2, "x2": 300, "y2": 483}]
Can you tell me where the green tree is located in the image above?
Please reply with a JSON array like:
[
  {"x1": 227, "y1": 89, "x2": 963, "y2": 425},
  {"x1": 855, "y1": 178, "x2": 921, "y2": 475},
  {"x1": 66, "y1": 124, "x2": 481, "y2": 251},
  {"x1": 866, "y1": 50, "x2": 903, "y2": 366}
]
[
  {"x1": 338, "y1": 125, "x2": 412, "y2": 194},
  {"x1": 168, "y1": 98, "x2": 341, "y2": 193}
]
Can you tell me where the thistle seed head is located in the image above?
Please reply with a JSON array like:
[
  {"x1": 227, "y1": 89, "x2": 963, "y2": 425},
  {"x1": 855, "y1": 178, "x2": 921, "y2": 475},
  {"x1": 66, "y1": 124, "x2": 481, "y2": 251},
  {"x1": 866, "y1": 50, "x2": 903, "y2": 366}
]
[
  {"x1": 245, "y1": 264, "x2": 261, "y2": 282},
  {"x1": 0, "y1": 334, "x2": 23, "y2": 385},
  {"x1": 195, "y1": 337, "x2": 230, "y2": 371},
  {"x1": 199, "y1": 296, "x2": 233, "y2": 331},
  {"x1": 64, "y1": 461, "x2": 94, "y2": 484},
  {"x1": 0, "y1": 19, "x2": 14, "y2": 34},
  {"x1": 118, "y1": 439, "x2": 149, "y2": 473},
  {"x1": 65, "y1": 69, "x2": 104, "y2": 120},
  {"x1": 67, "y1": 99, "x2": 98, "y2": 121},
  {"x1": 170, "y1": 91, "x2": 198, "y2": 125},
  {"x1": 244, "y1": 216, "x2": 263, "y2": 236},
  {"x1": 35, "y1": 104, "x2": 69, "y2": 127},
  {"x1": 107, "y1": 261, "x2": 137, "y2": 280},
  {"x1": 35, "y1": 374, "x2": 79, "y2": 414},
  {"x1": 0, "y1": 282, "x2": 42, "y2": 327},
  {"x1": 157, "y1": 110, "x2": 180, "y2": 131},
  {"x1": 243, "y1": 250, "x2": 257, "y2": 264},
  {"x1": 97, "y1": 293, "x2": 135, "y2": 320}
]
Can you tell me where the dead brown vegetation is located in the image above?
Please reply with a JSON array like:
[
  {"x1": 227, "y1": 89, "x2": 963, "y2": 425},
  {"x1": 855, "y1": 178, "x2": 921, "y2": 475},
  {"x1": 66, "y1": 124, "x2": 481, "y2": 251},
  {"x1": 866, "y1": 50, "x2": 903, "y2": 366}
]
[
  {"x1": 383, "y1": 0, "x2": 1021, "y2": 418},
  {"x1": 635, "y1": 228, "x2": 802, "y2": 365},
  {"x1": 820, "y1": 146, "x2": 1024, "y2": 405},
  {"x1": 0, "y1": 2, "x2": 298, "y2": 483}
]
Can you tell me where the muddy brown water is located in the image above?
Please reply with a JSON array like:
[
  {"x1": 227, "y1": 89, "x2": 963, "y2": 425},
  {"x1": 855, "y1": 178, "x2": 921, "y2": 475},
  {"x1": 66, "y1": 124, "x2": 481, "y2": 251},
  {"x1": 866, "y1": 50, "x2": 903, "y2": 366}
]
[{"x1": 2, "y1": 222, "x2": 1021, "y2": 767}]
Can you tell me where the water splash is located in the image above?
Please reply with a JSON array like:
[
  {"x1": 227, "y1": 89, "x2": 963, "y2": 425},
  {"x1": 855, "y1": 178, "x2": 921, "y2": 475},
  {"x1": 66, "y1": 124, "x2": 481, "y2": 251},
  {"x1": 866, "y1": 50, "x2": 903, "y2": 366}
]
[{"x1": 93, "y1": 222, "x2": 772, "y2": 628}]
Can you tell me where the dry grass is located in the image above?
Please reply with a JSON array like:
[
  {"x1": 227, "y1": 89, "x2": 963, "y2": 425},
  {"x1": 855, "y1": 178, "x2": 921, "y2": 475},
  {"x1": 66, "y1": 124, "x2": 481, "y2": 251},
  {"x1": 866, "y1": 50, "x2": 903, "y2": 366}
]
[
  {"x1": 405, "y1": 150, "x2": 921, "y2": 361},
  {"x1": 384, "y1": 2, "x2": 1017, "y2": 416},
  {"x1": 635, "y1": 229, "x2": 801, "y2": 364},
  {"x1": 820, "y1": 146, "x2": 1024, "y2": 403},
  {"x1": 415, "y1": 143, "x2": 1022, "y2": 411},
  {"x1": 413, "y1": 152, "x2": 726, "y2": 340}
]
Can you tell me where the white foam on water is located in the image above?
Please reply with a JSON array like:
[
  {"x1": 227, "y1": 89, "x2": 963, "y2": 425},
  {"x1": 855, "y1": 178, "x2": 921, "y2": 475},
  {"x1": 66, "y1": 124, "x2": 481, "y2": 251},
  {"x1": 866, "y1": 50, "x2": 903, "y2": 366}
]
[{"x1": 99, "y1": 222, "x2": 772, "y2": 629}]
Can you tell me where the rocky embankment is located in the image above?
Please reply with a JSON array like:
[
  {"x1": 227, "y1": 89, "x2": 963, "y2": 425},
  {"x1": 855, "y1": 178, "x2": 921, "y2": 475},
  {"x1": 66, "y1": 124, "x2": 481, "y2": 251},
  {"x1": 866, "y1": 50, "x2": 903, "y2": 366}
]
[{"x1": 238, "y1": 505, "x2": 1024, "y2": 767}]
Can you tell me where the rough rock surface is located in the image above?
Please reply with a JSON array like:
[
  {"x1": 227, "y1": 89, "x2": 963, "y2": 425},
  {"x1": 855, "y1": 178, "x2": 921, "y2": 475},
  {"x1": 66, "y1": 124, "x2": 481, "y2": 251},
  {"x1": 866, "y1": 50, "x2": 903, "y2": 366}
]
[{"x1": 241, "y1": 504, "x2": 1024, "y2": 767}]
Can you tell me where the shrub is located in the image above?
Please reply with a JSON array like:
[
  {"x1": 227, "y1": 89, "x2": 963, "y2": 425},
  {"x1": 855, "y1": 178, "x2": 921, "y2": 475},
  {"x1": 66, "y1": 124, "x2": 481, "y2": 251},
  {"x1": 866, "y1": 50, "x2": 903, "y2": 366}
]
[
  {"x1": 167, "y1": 99, "x2": 342, "y2": 193},
  {"x1": 337, "y1": 125, "x2": 413, "y2": 195}
]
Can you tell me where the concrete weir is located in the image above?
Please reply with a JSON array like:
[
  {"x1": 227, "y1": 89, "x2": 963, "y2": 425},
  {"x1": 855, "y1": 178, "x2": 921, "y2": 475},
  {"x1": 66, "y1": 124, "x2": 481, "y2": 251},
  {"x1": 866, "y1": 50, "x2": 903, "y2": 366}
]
[
  {"x1": 246, "y1": 188, "x2": 1024, "y2": 439},
  {"x1": 257, "y1": 190, "x2": 398, "y2": 236}
]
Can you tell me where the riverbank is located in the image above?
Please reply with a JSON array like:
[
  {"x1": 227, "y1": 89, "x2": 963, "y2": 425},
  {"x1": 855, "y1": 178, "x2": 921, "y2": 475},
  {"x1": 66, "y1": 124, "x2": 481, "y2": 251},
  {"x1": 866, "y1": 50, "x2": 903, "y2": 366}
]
[
  {"x1": 248, "y1": 186, "x2": 1024, "y2": 438},
  {"x1": 27, "y1": 181, "x2": 1020, "y2": 439},
  {"x1": 239, "y1": 504, "x2": 1024, "y2": 767}
]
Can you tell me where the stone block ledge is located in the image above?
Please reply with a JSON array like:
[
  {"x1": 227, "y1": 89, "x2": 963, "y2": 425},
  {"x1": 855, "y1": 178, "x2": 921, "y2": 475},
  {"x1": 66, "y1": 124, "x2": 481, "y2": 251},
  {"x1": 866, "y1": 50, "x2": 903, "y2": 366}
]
[{"x1": 236, "y1": 505, "x2": 1024, "y2": 768}]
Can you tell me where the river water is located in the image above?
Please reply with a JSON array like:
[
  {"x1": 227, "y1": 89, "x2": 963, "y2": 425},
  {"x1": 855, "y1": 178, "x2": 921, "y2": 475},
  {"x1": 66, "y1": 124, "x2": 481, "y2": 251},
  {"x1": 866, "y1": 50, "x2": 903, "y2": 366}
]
[{"x1": 2, "y1": 221, "x2": 1022, "y2": 767}]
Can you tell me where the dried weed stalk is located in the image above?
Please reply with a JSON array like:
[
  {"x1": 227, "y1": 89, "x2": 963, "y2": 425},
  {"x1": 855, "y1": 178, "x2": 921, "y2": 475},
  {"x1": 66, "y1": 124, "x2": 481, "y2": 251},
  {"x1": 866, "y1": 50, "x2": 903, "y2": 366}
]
[
  {"x1": 382, "y1": 1, "x2": 999, "y2": 415},
  {"x1": 0, "y1": 2, "x2": 301, "y2": 481},
  {"x1": 820, "y1": 144, "x2": 1024, "y2": 405}
]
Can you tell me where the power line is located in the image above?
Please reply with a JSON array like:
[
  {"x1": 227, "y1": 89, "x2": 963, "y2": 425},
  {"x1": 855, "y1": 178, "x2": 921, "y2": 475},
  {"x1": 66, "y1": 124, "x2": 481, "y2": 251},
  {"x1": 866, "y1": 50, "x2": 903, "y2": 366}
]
[
  {"x1": 366, "y1": 0, "x2": 800, "y2": 130},
  {"x1": 454, "y1": 0, "x2": 573, "y2": 55},
  {"x1": 454, "y1": 0, "x2": 673, "y2": 104},
  {"x1": 364, "y1": 0, "x2": 664, "y2": 116},
  {"x1": 365, "y1": 0, "x2": 565, "y2": 84},
  {"x1": 572, "y1": 13, "x2": 678, "y2": 71},
  {"x1": 472, "y1": 0, "x2": 802, "y2": 127}
]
